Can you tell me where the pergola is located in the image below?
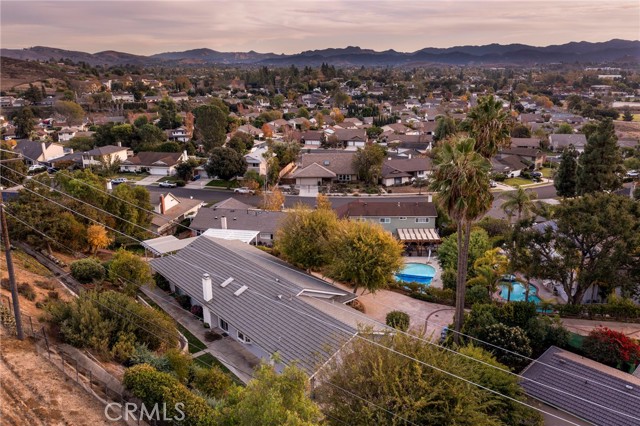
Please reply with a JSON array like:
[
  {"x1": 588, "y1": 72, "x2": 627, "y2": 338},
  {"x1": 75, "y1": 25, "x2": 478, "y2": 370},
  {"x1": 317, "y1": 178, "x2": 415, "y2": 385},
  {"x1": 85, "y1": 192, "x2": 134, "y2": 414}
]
[{"x1": 397, "y1": 228, "x2": 442, "y2": 256}]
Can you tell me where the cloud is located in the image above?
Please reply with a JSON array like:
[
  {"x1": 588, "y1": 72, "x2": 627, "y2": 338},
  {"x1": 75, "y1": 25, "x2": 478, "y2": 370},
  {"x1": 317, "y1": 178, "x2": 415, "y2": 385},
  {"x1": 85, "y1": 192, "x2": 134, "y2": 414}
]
[{"x1": 1, "y1": 0, "x2": 638, "y2": 54}]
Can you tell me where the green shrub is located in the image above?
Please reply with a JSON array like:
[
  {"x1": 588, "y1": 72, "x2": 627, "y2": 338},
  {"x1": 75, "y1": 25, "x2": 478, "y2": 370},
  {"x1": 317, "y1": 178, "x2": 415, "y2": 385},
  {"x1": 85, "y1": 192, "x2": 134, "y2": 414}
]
[
  {"x1": 480, "y1": 323, "x2": 532, "y2": 369},
  {"x1": 154, "y1": 272, "x2": 171, "y2": 292},
  {"x1": 70, "y1": 258, "x2": 105, "y2": 284},
  {"x1": 385, "y1": 310, "x2": 410, "y2": 331},
  {"x1": 128, "y1": 345, "x2": 170, "y2": 371},
  {"x1": 176, "y1": 294, "x2": 192, "y2": 310},
  {"x1": 441, "y1": 269, "x2": 457, "y2": 291},
  {"x1": 466, "y1": 285, "x2": 491, "y2": 306},
  {"x1": 165, "y1": 348, "x2": 192, "y2": 383},
  {"x1": 191, "y1": 365, "x2": 234, "y2": 399},
  {"x1": 124, "y1": 364, "x2": 218, "y2": 425},
  {"x1": 17, "y1": 283, "x2": 36, "y2": 301},
  {"x1": 45, "y1": 290, "x2": 179, "y2": 359},
  {"x1": 409, "y1": 287, "x2": 455, "y2": 305},
  {"x1": 176, "y1": 180, "x2": 186, "y2": 187},
  {"x1": 111, "y1": 332, "x2": 137, "y2": 363}
]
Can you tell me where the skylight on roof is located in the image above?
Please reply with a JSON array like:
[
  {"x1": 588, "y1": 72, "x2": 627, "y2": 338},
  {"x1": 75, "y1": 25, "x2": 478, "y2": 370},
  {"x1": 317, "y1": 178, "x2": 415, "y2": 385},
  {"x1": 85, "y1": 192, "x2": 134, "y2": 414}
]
[
  {"x1": 234, "y1": 285, "x2": 248, "y2": 297},
  {"x1": 221, "y1": 277, "x2": 234, "y2": 288}
]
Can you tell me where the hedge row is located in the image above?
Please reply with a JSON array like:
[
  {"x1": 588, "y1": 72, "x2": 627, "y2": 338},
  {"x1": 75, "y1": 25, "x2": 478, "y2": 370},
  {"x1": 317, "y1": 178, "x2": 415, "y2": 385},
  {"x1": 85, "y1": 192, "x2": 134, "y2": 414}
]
[{"x1": 554, "y1": 302, "x2": 640, "y2": 321}]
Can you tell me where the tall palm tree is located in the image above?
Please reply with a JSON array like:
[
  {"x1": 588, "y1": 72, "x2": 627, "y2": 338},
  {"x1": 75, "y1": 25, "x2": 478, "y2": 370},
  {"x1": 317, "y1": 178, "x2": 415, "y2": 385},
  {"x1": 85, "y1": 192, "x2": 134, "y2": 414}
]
[
  {"x1": 501, "y1": 186, "x2": 538, "y2": 223},
  {"x1": 430, "y1": 137, "x2": 493, "y2": 343},
  {"x1": 463, "y1": 95, "x2": 511, "y2": 159}
]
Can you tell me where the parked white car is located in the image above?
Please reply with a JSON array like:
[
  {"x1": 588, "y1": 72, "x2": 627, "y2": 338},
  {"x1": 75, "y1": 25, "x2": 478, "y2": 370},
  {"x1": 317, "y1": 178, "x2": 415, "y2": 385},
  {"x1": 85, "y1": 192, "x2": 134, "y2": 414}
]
[
  {"x1": 234, "y1": 187, "x2": 255, "y2": 194},
  {"x1": 111, "y1": 177, "x2": 128, "y2": 185}
]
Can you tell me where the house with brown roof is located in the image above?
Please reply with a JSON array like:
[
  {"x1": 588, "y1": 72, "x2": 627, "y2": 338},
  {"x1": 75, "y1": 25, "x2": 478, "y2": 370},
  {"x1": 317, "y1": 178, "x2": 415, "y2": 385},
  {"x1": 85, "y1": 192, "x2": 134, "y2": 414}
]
[
  {"x1": 326, "y1": 128, "x2": 367, "y2": 148},
  {"x1": 499, "y1": 147, "x2": 546, "y2": 169},
  {"x1": 151, "y1": 192, "x2": 204, "y2": 235},
  {"x1": 120, "y1": 150, "x2": 189, "y2": 175},
  {"x1": 81, "y1": 144, "x2": 131, "y2": 168},
  {"x1": 381, "y1": 157, "x2": 433, "y2": 186},
  {"x1": 290, "y1": 152, "x2": 356, "y2": 195},
  {"x1": 510, "y1": 137, "x2": 542, "y2": 150}
]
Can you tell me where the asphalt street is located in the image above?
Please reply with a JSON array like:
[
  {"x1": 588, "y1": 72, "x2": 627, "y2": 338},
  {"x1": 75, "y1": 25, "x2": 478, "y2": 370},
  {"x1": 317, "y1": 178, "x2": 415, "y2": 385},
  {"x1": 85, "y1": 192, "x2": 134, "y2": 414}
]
[{"x1": 147, "y1": 183, "x2": 560, "y2": 219}]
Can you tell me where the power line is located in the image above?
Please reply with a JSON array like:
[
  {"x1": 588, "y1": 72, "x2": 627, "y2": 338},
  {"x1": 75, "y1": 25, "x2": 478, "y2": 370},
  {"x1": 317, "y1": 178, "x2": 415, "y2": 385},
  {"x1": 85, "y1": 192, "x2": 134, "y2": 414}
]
[
  {"x1": 7, "y1": 166, "x2": 635, "y2": 406},
  {"x1": 5, "y1": 213, "x2": 417, "y2": 426},
  {"x1": 5, "y1": 165, "x2": 636, "y2": 422}
]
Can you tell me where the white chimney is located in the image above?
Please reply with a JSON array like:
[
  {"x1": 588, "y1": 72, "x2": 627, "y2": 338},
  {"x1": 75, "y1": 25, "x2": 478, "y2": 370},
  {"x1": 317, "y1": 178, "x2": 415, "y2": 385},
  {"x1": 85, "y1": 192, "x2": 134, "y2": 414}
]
[
  {"x1": 202, "y1": 273, "x2": 213, "y2": 302},
  {"x1": 117, "y1": 141, "x2": 122, "y2": 147},
  {"x1": 408, "y1": 153, "x2": 412, "y2": 159},
  {"x1": 106, "y1": 181, "x2": 113, "y2": 191},
  {"x1": 427, "y1": 194, "x2": 433, "y2": 203},
  {"x1": 221, "y1": 216, "x2": 227, "y2": 230}
]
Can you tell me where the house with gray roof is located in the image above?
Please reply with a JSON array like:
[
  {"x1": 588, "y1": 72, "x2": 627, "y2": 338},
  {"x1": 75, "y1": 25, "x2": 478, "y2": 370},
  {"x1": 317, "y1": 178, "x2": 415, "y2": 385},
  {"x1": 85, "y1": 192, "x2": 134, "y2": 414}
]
[
  {"x1": 81, "y1": 144, "x2": 131, "y2": 168},
  {"x1": 521, "y1": 346, "x2": 640, "y2": 426},
  {"x1": 150, "y1": 236, "x2": 371, "y2": 376},
  {"x1": 549, "y1": 134, "x2": 588, "y2": 153},
  {"x1": 14, "y1": 140, "x2": 65, "y2": 165},
  {"x1": 491, "y1": 155, "x2": 529, "y2": 177},
  {"x1": 189, "y1": 198, "x2": 285, "y2": 245},
  {"x1": 290, "y1": 152, "x2": 356, "y2": 195},
  {"x1": 120, "y1": 151, "x2": 188, "y2": 175}
]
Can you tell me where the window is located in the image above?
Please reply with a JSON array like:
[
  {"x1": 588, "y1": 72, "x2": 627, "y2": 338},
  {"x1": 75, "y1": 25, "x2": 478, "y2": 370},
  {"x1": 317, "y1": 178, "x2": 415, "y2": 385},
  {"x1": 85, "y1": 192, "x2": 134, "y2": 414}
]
[
  {"x1": 219, "y1": 318, "x2": 229, "y2": 332},
  {"x1": 415, "y1": 218, "x2": 429, "y2": 223},
  {"x1": 337, "y1": 174, "x2": 351, "y2": 182},
  {"x1": 259, "y1": 233, "x2": 272, "y2": 240},
  {"x1": 323, "y1": 160, "x2": 330, "y2": 166},
  {"x1": 399, "y1": 217, "x2": 407, "y2": 220},
  {"x1": 237, "y1": 331, "x2": 252, "y2": 344},
  {"x1": 379, "y1": 218, "x2": 391, "y2": 224}
]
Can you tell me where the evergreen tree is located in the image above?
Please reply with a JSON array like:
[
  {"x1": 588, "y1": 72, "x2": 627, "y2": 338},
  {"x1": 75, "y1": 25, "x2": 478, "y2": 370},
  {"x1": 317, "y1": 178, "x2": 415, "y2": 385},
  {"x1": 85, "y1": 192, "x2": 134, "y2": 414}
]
[
  {"x1": 554, "y1": 146, "x2": 578, "y2": 197},
  {"x1": 576, "y1": 119, "x2": 625, "y2": 195}
]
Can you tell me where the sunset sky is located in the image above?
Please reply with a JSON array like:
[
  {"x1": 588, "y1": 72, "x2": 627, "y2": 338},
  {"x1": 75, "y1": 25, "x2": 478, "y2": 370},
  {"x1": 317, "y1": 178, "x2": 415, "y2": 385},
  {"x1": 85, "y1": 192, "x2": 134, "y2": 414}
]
[{"x1": 1, "y1": 0, "x2": 638, "y2": 55}]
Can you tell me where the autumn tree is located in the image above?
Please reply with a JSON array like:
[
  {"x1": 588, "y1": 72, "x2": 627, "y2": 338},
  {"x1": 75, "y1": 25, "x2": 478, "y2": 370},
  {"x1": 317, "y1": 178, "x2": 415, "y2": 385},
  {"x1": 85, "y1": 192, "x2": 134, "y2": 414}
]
[
  {"x1": 108, "y1": 249, "x2": 153, "y2": 296},
  {"x1": 275, "y1": 206, "x2": 339, "y2": 270},
  {"x1": 261, "y1": 186, "x2": 285, "y2": 211},
  {"x1": 316, "y1": 193, "x2": 332, "y2": 210},
  {"x1": 86, "y1": 224, "x2": 112, "y2": 255},
  {"x1": 326, "y1": 220, "x2": 403, "y2": 294}
]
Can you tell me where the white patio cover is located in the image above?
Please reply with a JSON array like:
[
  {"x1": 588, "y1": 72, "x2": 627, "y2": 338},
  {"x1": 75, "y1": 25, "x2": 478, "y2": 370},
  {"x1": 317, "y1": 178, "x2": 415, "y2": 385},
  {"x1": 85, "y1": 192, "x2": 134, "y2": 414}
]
[{"x1": 397, "y1": 228, "x2": 441, "y2": 243}]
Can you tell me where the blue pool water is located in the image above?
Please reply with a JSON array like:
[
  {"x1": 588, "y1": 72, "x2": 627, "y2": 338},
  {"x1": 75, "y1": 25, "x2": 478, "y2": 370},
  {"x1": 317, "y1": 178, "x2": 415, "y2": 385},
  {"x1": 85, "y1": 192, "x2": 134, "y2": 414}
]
[
  {"x1": 395, "y1": 263, "x2": 436, "y2": 285},
  {"x1": 500, "y1": 281, "x2": 541, "y2": 304}
]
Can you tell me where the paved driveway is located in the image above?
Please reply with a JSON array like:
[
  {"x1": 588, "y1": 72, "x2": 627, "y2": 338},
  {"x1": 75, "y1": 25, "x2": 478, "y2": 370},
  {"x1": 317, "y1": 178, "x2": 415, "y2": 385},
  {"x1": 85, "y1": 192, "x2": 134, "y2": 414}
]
[{"x1": 134, "y1": 175, "x2": 163, "y2": 186}]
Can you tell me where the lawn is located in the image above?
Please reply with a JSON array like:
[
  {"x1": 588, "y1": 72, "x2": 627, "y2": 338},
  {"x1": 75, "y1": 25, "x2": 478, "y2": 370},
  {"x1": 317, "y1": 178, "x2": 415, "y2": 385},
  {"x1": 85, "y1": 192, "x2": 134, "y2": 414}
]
[
  {"x1": 540, "y1": 167, "x2": 555, "y2": 178},
  {"x1": 158, "y1": 175, "x2": 181, "y2": 183},
  {"x1": 206, "y1": 179, "x2": 239, "y2": 188},
  {"x1": 504, "y1": 177, "x2": 533, "y2": 187},
  {"x1": 113, "y1": 172, "x2": 148, "y2": 181},
  {"x1": 177, "y1": 323, "x2": 207, "y2": 354}
]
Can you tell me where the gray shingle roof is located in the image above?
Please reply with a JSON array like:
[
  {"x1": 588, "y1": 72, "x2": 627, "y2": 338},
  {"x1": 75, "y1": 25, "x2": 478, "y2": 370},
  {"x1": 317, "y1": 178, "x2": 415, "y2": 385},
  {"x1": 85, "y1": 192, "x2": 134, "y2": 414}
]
[
  {"x1": 521, "y1": 346, "x2": 640, "y2": 426},
  {"x1": 290, "y1": 163, "x2": 336, "y2": 179},
  {"x1": 190, "y1": 206, "x2": 285, "y2": 234},
  {"x1": 149, "y1": 236, "x2": 356, "y2": 375},
  {"x1": 300, "y1": 152, "x2": 355, "y2": 175}
]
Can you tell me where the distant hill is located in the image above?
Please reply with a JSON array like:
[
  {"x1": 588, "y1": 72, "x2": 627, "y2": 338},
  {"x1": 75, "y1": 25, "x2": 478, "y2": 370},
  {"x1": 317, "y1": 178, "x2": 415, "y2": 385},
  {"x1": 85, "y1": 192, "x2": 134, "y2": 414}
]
[{"x1": 1, "y1": 40, "x2": 638, "y2": 67}]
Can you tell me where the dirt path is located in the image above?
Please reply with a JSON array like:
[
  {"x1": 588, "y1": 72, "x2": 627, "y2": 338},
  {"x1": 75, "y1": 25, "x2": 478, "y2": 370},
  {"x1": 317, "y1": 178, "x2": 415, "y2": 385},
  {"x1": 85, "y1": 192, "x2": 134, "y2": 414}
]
[{"x1": 0, "y1": 329, "x2": 125, "y2": 426}]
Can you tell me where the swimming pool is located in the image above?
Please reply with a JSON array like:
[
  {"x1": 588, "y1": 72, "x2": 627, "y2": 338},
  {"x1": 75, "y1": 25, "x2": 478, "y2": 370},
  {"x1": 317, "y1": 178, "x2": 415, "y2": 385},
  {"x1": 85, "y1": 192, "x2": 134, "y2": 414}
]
[
  {"x1": 395, "y1": 263, "x2": 436, "y2": 285},
  {"x1": 500, "y1": 281, "x2": 541, "y2": 304}
]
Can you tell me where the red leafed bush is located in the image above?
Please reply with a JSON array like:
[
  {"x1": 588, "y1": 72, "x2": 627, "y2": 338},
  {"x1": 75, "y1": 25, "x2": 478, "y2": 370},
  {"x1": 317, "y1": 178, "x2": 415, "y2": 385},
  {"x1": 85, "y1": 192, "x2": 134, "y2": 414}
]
[{"x1": 582, "y1": 327, "x2": 640, "y2": 368}]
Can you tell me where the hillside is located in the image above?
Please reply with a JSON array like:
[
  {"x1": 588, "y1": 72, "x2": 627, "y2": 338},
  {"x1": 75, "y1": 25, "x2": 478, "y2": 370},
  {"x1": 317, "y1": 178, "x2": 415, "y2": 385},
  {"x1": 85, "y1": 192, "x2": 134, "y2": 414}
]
[{"x1": 2, "y1": 39, "x2": 638, "y2": 67}]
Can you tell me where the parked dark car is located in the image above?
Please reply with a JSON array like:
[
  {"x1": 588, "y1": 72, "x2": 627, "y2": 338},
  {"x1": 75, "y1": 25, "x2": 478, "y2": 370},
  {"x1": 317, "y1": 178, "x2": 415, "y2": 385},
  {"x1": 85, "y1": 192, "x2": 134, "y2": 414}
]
[{"x1": 191, "y1": 174, "x2": 201, "y2": 181}]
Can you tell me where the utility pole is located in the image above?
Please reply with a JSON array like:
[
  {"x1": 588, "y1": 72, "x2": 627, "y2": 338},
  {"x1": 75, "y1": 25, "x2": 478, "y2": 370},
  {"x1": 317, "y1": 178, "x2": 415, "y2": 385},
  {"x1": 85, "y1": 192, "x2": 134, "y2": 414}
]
[{"x1": 0, "y1": 190, "x2": 24, "y2": 340}]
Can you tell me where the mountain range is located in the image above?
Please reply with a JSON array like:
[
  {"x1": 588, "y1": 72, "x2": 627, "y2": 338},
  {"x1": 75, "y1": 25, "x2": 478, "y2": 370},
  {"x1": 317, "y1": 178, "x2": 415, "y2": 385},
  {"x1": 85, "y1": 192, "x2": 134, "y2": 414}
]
[{"x1": 1, "y1": 40, "x2": 638, "y2": 67}]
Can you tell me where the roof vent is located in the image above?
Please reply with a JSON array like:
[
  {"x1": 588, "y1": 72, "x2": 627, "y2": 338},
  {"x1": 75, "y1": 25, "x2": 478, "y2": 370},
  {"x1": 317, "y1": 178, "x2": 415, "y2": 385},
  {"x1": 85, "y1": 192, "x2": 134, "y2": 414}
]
[
  {"x1": 234, "y1": 285, "x2": 248, "y2": 297},
  {"x1": 625, "y1": 385, "x2": 633, "y2": 390},
  {"x1": 275, "y1": 278, "x2": 280, "y2": 282},
  {"x1": 220, "y1": 277, "x2": 234, "y2": 288}
]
